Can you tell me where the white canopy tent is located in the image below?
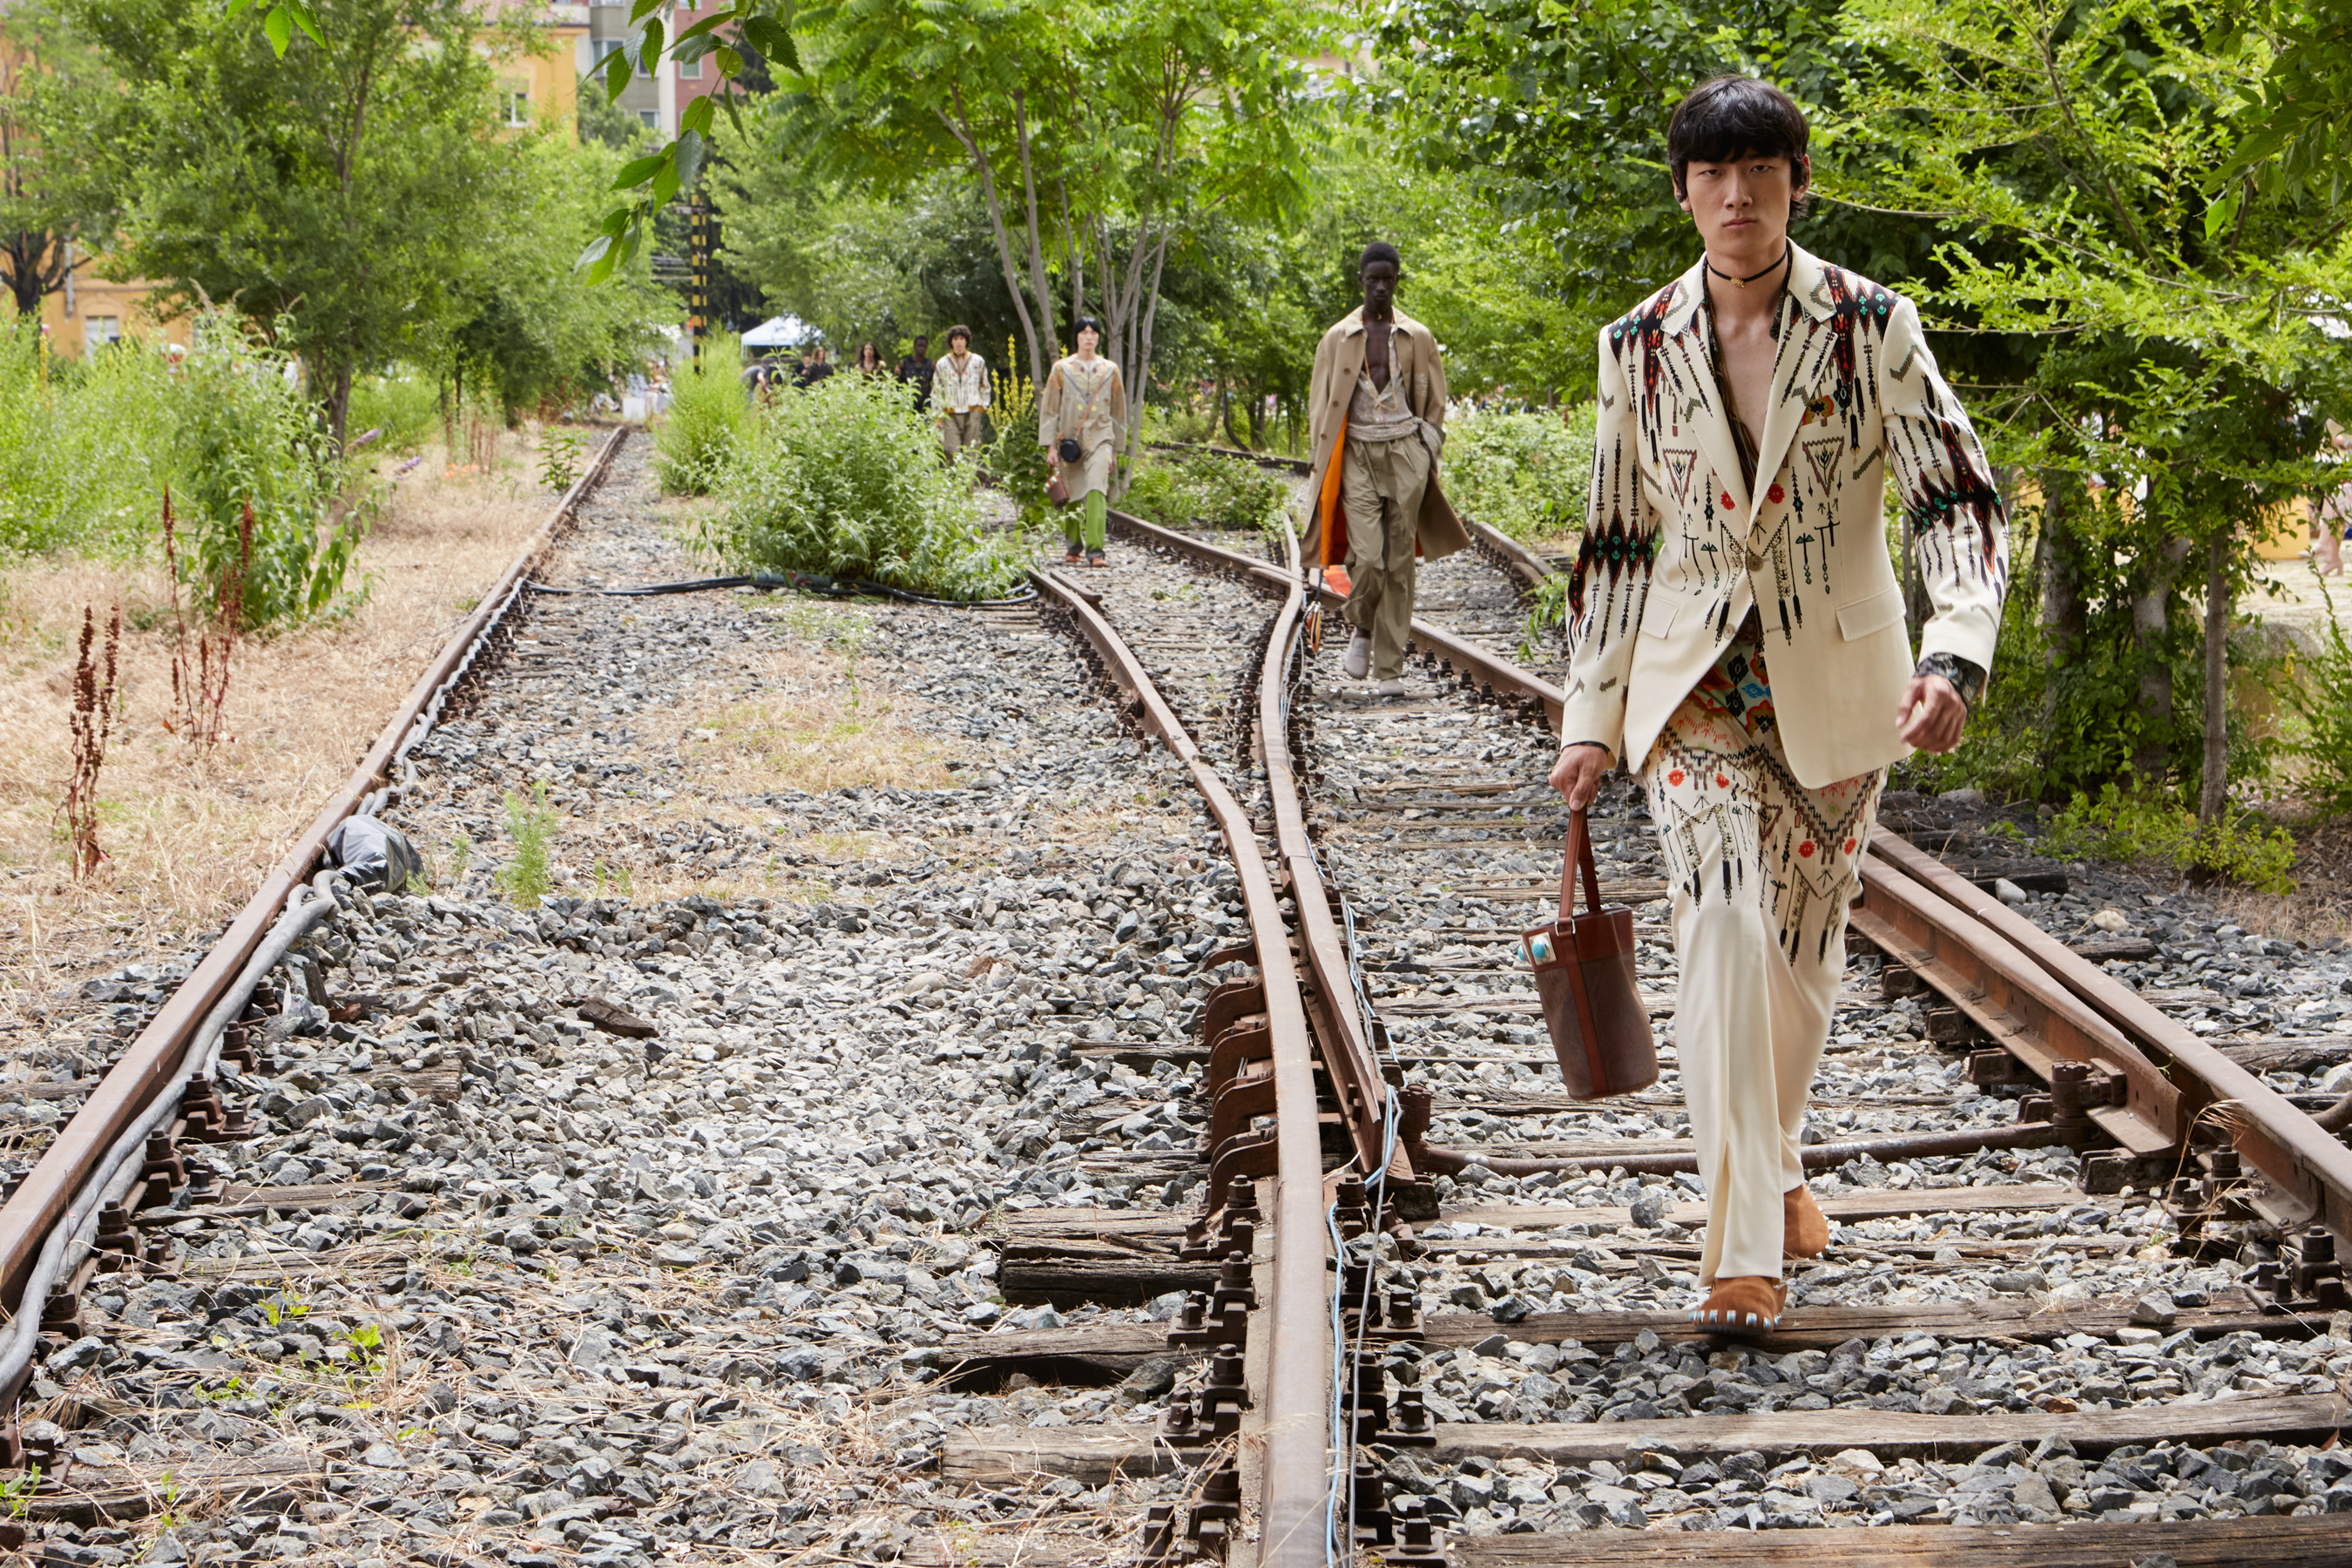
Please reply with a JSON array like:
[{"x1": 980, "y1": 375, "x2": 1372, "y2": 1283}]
[{"x1": 741, "y1": 314, "x2": 818, "y2": 349}]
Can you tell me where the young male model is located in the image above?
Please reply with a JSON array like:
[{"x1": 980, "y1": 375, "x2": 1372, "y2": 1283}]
[
  {"x1": 1550, "y1": 76, "x2": 2009, "y2": 1334},
  {"x1": 934, "y1": 326, "x2": 990, "y2": 459},
  {"x1": 1303, "y1": 243, "x2": 1470, "y2": 695}
]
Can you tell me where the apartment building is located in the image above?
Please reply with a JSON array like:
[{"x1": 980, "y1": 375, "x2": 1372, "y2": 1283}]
[{"x1": 583, "y1": 0, "x2": 720, "y2": 136}]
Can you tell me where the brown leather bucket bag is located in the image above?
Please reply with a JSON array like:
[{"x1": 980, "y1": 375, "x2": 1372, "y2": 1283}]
[{"x1": 1521, "y1": 808, "x2": 1659, "y2": 1099}]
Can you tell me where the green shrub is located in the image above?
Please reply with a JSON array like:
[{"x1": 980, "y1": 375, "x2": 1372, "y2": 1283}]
[
  {"x1": 1122, "y1": 450, "x2": 1288, "y2": 536},
  {"x1": 347, "y1": 370, "x2": 442, "y2": 455},
  {"x1": 0, "y1": 310, "x2": 362, "y2": 630},
  {"x1": 1446, "y1": 404, "x2": 1595, "y2": 542},
  {"x1": 170, "y1": 314, "x2": 367, "y2": 630},
  {"x1": 2278, "y1": 578, "x2": 2352, "y2": 820},
  {"x1": 2038, "y1": 779, "x2": 2297, "y2": 894},
  {"x1": 700, "y1": 372, "x2": 1024, "y2": 599},
  {"x1": 0, "y1": 318, "x2": 179, "y2": 559},
  {"x1": 654, "y1": 332, "x2": 751, "y2": 496}
]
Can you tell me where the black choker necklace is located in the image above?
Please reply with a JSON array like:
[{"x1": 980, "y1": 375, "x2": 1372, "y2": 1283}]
[{"x1": 1707, "y1": 245, "x2": 1789, "y2": 287}]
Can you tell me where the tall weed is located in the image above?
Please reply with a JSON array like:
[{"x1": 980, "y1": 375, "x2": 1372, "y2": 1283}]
[
  {"x1": 654, "y1": 332, "x2": 751, "y2": 496},
  {"x1": 982, "y1": 348, "x2": 1052, "y2": 531},
  {"x1": 700, "y1": 373, "x2": 1023, "y2": 599},
  {"x1": 1446, "y1": 404, "x2": 1595, "y2": 542}
]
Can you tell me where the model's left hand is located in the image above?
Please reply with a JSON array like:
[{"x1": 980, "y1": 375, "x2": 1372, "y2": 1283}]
[{"x1": 1898, "y1": 674, "x2": 1967, "y2": 753}]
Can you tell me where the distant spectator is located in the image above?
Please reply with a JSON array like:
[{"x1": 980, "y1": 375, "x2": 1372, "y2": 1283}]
[
  {"x1": 854, "y1": 341, "x2": 886, "y2": 377},
  {"x1": 2318, "y1": 420, "x2": 2349, "y2": 577},
  {"x1": 896, "y1": 335, "x2": 935, "y2": 412},
  {"x1": 797, "y1": 346, "x2": 835, "y2": 388},
  {"x1": 934, "y1": 326, "x2": 990, "y2": 461}
]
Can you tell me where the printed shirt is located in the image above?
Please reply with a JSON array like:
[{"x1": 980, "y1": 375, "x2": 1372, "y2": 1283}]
[
  {"x1": 934, "y1": 352, "x2": 990, "y2": 414},
  {"x1": 1348, "y1": 354, "x2": 1423, "y2": 444}
]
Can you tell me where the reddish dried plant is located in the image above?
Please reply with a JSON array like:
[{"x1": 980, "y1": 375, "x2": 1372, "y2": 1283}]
[
  {"x1": 61, "y1": 604, "x2": 121, "y2": 878},
  {"x1": 160, "y1": 492, "x2": 248, "y2": 747}
]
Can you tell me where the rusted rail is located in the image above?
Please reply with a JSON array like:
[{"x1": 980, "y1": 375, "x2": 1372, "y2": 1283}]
[
  {"x1": 0, "y1": 426, "x2": 628, "y2": 1376},
  {"x1": 1029, "y1": 558, "x2": 1335, "y2": 1565}
]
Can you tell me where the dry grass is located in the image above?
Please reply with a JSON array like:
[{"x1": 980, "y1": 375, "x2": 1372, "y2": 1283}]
[{"x1": 0, "y1": 427, "x2": 584, "y2": 1025}]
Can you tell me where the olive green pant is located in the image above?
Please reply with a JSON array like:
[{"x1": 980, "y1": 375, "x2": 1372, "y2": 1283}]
[
  {"x1": 1063, "y1": 490, "x2": 1108, "y2": 551},
  {"x1": 1341, "y1": 434, "x2": 1431, "y2": 680}
]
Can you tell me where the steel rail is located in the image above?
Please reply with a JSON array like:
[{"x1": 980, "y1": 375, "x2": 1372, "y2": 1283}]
[
  {"x1": 0, "y1": 424, "x2": 629, "y2": 1323},
  {"x1": 1868, "y1": 833, "x2": 2352, "y2": 1246},
  {"x1": 1108, "y1": 509, "x2": 1565, "y2": 732},
  {"x1": 1024, "y1": 564, "x2": 1332, "y2": 1567}
]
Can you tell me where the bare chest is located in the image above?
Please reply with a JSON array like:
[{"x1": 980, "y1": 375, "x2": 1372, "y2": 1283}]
[{"x1": 1716, "y1": 321, "x2": 1777, "y2": 441}]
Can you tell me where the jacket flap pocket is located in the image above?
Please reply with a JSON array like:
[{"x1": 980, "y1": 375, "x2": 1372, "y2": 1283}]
[
  {"x1": 1639, "y1": 591, "x2": 1684, "y2": 639},
  {"x1": 1835, "y1": 587, "x2": 1906, "y2": 641}
]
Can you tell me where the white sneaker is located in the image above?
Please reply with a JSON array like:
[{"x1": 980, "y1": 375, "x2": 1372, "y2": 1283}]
[
  {"x1": 1371, "y1": 678, "x2": 1408, "y2": 699},
  {"x1": 1343, "y1": 631, "x2": 1371, "y2": 679}
]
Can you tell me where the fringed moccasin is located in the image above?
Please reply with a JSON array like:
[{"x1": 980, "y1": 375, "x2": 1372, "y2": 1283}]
[
  {"x1": 1785, "y1": 1183, "x2": 1829, "y2": 1259},
  {"x1": 1688, "y1": 1275, "x2": 1788, "y2": 1337}
]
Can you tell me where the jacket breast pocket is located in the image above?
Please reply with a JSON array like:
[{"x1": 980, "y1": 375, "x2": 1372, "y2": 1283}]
[
  {"x1": 1835, "y1": 586, "x2": 1906, "y2": 641},
  {"x1": 1640, "y1": 591, "x2": 1685, "y2": 639}
]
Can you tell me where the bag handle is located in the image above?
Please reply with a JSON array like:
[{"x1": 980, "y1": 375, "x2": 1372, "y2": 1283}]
[{"x1": 1557, "y1": 807, "x2": 1605, "y2": 923}]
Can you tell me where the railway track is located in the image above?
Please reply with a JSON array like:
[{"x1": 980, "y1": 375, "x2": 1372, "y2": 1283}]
[
  {"x1": 943, "y1": 497, "x2": 2352, "y2": 1562},
  {"x1": 0, "y1": 429, "x2": 2348, "y2": 1565}
]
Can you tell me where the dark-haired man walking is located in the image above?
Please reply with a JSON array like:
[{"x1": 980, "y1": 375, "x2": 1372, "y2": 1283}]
[
  {"x1": 1303, "y1": 242, "x2": 1470, "y2": 695},
  {"x1": 1550, "y1": 77, "x2": 2008, "y2": 1335}
]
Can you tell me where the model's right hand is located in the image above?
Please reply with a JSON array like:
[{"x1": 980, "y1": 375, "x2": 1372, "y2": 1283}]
[{"x1": 1549, "y1": 742, "x2": 1613, "y2": 808}]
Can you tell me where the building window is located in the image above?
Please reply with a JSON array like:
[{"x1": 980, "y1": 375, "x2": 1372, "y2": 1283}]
[
  {"x1": 83, "y1": 316, "x2": 119, "y2": 355},
  {"x1": 639, "y1": 109, "x2": 659, "y2": 127},
  {"x1": 679, "y1": 53, "x2": 701, "y2": 79},
  {"x1": 591, "y1": 38, "x2": 650, "y2": 77},
  {"x1": 501, "y1": 82, "x2": 531, "y2": 127}
]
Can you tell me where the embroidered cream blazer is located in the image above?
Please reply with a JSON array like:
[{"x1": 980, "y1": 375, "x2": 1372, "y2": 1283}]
[{"x1": 1558, "y1": 243, "x2": 2010, "y2": 788}]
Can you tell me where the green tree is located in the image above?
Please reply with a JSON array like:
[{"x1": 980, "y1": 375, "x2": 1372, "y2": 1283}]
[
  {"x1": 781, "y1": 0, "x2": 1321, "y2": 482},
  {"x1": 1826, "y1": 0, "x2": 2352, "y2": 825},
  {"x1": 57, "y1": 0, "x2": 511, "y2": 442},
  {"x1": 0, "y1": 2, "x2": 109, "y2": 318}
]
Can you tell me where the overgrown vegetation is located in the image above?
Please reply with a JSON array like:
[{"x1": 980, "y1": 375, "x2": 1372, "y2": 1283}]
[
  {"x1": 654, "y1": 332, "x2": 753, "y2": 497},
  {"x1": 2038, "y1": 781, "x2": 2298, "y2": 896},
  {"x1": 497, "y1": 782, "x2": 557, "y2": 906},
  {"x1": 696, "y1": 373, "x2": 1024, "y2": 600},
  {"x1": 1122, "y1": 449, "x2": 1288, "y2": 536},
  {"x1": 981, "y1": 351, "x2": 1051, "y2": 531},
  {"x1": 0, "y1": 310, "x2": 366, "y2": 630},
  {"x1": 1446, "y1": 405, "x2": 1595, "y2": 543},
  {"x1": 2280, "y1": 580, "x2": 2352, "y2": 821}
]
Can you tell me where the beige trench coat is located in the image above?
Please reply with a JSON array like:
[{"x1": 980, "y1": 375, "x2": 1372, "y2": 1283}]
[
  {"x1": 1037, "y1": 355, "x2": 1127, "y2": 456},
  {"x1": 1301, "y1": 306, "x2": 1470, "y2": 565}
]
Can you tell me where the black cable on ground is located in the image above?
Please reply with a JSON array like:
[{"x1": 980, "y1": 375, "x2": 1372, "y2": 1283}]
[{"x1": 523, "y1": 571, "x2": 1036, "y2": 608}]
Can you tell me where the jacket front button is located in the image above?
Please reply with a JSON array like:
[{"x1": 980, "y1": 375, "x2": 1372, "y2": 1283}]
[{"x1": 1747, "y1": 549, "x2": 1767, "y2": 573}]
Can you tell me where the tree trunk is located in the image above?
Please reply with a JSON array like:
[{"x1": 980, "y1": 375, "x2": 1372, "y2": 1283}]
[
  {"x1": 2038, "y1": 474, "x2": 2088, "y2": 744},
  {"x1": 328, "y1": 362, "x2": 354, "y2": 450},
  {"x1": 2132, "y1": 532, "x2": 2193, "y2": 781},
  {"x1": 2198, "y1": 528, "x2": 2231, "y2": 828}
]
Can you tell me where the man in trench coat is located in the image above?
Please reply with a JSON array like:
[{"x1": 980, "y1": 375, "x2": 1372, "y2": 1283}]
[{"x1": 1302, "y1": 243, "x2": 1472, "y2": 693}]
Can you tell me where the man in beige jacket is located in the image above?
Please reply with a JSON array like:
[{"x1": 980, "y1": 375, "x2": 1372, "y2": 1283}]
[
  {"x1": 1302, "y1": 243, "x2": 1470, "y2": 693},
  {"x1": 1550, "y1": 76, "x2": 2008, "y2": 1337}
]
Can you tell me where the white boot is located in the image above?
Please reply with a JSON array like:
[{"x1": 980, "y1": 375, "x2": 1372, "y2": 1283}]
[
  {"x1": 1371, "y1": 678, "x2": 1408, "y2": 698},
  {"x1": 1343, "y1": 630, "x2": 1371, "y2": 680}
]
